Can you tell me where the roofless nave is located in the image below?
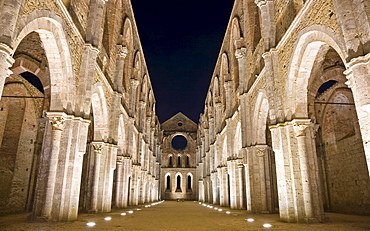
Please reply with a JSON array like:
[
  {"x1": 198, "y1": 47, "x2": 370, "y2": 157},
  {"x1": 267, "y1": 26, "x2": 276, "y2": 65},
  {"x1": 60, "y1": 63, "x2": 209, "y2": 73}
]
[{"x1": 0, "y1": 0, "x2": 369, "y2": 224}]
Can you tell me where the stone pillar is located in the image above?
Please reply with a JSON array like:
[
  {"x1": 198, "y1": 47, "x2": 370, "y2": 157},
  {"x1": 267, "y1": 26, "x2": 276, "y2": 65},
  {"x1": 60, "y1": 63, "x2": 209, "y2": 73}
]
[
  {"x1": 236, "y1": 162, "x2": 245, "y2": 209},
  {"x1": 235, "y1": 47, "x2": 247, "y2": 94},
  {"x1": 345, "y1": 54, "x2": 370, "y2": 176},
  {"x1": 255, "y1": 0, "x2": 276, "y2": 50},
  {"x1": 0, "y1": 43, "x2": 14, "y2": 98},
  {"x1": 224, "y1": 80, "x2": 233, "y2": 118},
  {"x1": 215, "y1": 102, "x2": 222, "y2": 133},
  {"x1": 64, "y1": 117, "x2": 90, "y2": 221},
  {"x1": 90, "y1": 142, "x2": 103, "y2": 212},
  {"x1": 218, "y1": 166, "x2": 229, "y2": 207},
  {"x1": 114, "y1": 45, "x2": 128, "y2": 92},
  {"x1": 42, "y1": 112, "x2": 66, "y2": 218},
  {"x1": 270, "y1": 120, "x2": 324, "y2": 223},
  {"x1": 129, "y1": 78, "x2": 140, "y2": 117},
  {"x1": 114, "y1": 156, "x2": 124, "y2": 207}
]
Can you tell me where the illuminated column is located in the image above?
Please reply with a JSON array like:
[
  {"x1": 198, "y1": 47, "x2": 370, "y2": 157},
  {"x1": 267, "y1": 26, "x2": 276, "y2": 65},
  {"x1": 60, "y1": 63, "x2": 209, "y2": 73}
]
[
  {"x1": 255, "y1": 0, "x2": 276, "y2": 50},
  {"x1": 292, "y1": 119, "x2": 323, "y2": 223},
  {"x1": 91, "y1": 142, "x2": 103, "y2": 212},
  {"x1": 0, "y1": 43, "x2": 14, "y2": 98},
  {"x1": 218, "y1": 166, "x2": 229, "y2": 207},
  {"x1": 115, "y1": 156, "x2": 124, "y2": 207},
  {"x1": 224, "y1": 80, "x2": 233, "y2": 118},
  {"x1": 114, "y1": 45, "x2": 128, "y2": 92},
  {"x1": 345, "y1": 55, "x2": 370, "y2": 176},
  {"x1": 129, "y1": 78, "x2": 139, "y2": 117},
  {"x1": 235, "y1": 47, "x2": 247, "y2": 93},
  {"x1": 42, "y1": 112, "x2": 66, "y2": 218},
  {"x1": 256, "y1": 146, "x2": 269, "y2": 213}
]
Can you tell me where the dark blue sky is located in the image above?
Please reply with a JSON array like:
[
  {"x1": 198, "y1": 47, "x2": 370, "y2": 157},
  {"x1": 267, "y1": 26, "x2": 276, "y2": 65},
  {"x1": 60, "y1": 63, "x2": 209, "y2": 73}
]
[{"x1": 131, "y1": 1, "x2": 234, "y2": 123}]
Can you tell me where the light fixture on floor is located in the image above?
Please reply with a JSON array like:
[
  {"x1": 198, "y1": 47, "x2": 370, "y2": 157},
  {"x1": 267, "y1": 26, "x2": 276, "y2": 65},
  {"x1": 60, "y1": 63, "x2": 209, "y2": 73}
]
[
  {"x1": 218, "y1": 209, "x2": 222, "y2": 212},
  {"x1": 226, "y1": 211, "x2": 231, "y2": 214},
  {"x1": 263, "y1": 224, "x2": 272, "y2": 228},
  {"x1": 128, "y1": 211, "x2": 133, "y2": 214},
  {"x1": 246, "y1": 218, "x2": 254, "y2": 222},
  {"x1": 121, "y1": 213, "x2": 126, "y2": 216},
  {"x1": 86, "y1": 222, "x2": 96, "y2": 227},
  {"x1": 104, "y1": 217, "x2": 112, "y2": 221}
]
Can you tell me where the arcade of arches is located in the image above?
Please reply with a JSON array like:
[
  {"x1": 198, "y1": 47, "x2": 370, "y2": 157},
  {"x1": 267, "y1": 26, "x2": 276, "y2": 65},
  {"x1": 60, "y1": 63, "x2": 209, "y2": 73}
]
[{"x1": 0, "y1": 0, "x2": 369, "y2": 224}]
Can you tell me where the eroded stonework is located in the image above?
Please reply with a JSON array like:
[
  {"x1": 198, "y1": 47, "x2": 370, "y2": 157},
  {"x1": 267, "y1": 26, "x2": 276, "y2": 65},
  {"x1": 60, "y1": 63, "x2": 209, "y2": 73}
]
[{"x1": 0, "y1": 0, "x2": 369, "y2": 224}]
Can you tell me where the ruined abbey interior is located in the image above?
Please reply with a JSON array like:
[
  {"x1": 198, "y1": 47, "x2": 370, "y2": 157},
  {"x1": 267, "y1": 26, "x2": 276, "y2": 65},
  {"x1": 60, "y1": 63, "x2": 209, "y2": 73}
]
[{"x1": 0, "y1": 0, "x2": 370, "y2": 224}]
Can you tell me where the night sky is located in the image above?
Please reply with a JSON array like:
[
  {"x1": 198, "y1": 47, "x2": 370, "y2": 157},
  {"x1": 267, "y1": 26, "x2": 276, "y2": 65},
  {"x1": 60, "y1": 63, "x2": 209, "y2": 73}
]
[{"x1": 131, "y1": 1, "x2": 235, "y2": 123}]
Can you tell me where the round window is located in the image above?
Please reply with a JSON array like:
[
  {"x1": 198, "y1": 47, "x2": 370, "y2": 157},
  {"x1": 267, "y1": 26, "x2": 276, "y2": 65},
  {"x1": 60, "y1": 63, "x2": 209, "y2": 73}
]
[{"x1": 171, "y1": 135, "x2": 187, "y2": 150}]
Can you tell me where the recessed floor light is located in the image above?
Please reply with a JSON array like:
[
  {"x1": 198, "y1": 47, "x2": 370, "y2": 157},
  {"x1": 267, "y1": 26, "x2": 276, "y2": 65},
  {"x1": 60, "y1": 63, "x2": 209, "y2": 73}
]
[
  {"x1": 121, "y1": 213, "x2": 126, "y2": 216},
  {"x1": 246, "y1": 218, "x2": 254, "y2": 222},
  {"x1": 104, "y1": 217, "x2": 112, "y2": 221},
  {"x1": 263, "y1": 224, "x2": 272, "y2": 228},
  {"x1": 86, "y1": 222, "x2": 96, "y2": 227}
]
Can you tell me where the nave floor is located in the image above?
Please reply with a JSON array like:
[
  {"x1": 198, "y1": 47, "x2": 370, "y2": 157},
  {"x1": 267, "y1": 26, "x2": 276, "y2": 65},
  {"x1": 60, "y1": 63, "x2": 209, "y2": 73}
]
[{"x1": 0, "y1": 201, "x2": 369, "y2": 230}]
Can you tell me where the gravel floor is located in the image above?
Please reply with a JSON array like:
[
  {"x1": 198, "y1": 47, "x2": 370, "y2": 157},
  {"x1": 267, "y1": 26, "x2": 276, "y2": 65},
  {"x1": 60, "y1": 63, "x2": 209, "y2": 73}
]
[{"x1": 0, "y1": 201, "x2": 369, "y2": 231}]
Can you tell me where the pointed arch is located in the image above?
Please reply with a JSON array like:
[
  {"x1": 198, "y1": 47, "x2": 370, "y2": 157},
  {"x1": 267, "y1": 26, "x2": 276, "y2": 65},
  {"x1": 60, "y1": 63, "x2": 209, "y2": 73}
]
[
  {"x1": 253, "y1": 91, "x2": 269, "y2": 144},
  {"x1": 285, "y1": 25, "x2": 347, "y2": 118},
  {"x1": 13, "y1": 12, "x2": 75, "y2": 112},
  {"x1": 91, "y1": 83, "x2": 109, "y2": 141}
]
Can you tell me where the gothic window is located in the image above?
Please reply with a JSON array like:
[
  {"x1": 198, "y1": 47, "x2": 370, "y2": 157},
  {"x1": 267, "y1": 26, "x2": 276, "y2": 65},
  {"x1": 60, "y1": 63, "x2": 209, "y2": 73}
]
[
  {"x1": 176, "y1": 175, "x2": 181, "y2": 192},
  {"x1": 177, "y1": 156, "x2": 181, "y2": 167},
  {"x1": 166, "y1": 175, "x2": 171, "y2": 191},
  {"x1": 187, "y1": 175, "x2": 192, "y2": 190},
  {"x1": 186, "y1": 155, "x2": 190, "y2": 167},
  {"x1": 169, "y1": 155, "x2": 173, "y2": 167}
]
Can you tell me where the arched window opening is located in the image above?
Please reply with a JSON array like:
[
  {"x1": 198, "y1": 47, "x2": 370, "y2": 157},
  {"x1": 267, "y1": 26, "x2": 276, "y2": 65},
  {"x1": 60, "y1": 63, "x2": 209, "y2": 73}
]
[
  {"x1": 169, "y1": 156, "x2": 173, "y2": 167},
  {"x1": 177, "y1": 156, "x2": 181, "y2": 167},
  {"x1": 187, "y1": 175, "x2": 192, "y2": 191},
  {"x1": 176, "y1": 175, "x2": 181, "y2": 192},
  {"x1": 166, "y1": 175, "x2": 171, "y2": 191},
  {"x1": 186, "y1": 155, "x2": 190, "y2": 167}
]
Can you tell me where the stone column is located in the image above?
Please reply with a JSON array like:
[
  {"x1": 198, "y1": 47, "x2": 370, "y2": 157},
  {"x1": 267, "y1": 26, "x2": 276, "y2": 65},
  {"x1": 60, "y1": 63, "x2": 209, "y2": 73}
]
[
  {"x1": 224, "y1": 80, "x2": 233, "y2": 118},
  {"x1": 270, "y1": 120, "x2": 323, "y2": 223},
  {"x1": 42, "y1": 112, "x2": 66, "y2": 218},
  {"x1": 235, "y1": 47, "x2": 247, "y2": 94},
  {"x1": 255, "y1": 0, "x2": 276, "y2": 50},
  {"x1": 218, "y1": 166, "x2": 229, "y2": 207},
  {"x1": 90, "y1": 142, "x2": 104, "y2": 212},
  {"x1": 115, "y1": 156, "x2": 124, "y2": 207},
  {"x1": 65, "y1": 117, "x2": 91, "y2": 221},
  {"x1": 129, "y1": 78, "x2": 140, "y2": 117},
  {"x1": 236, "y1": 162, "x2": 245, "y2": 209},
  {"x1": 256, "y1": 145, "x2": 271, "y2": 213},
  {"x1": 345, "y1": 55, "x2": 370, "y2": 176},
  {"x1": 114, "y1": 45, "x2": 128, "y2": 92},
  {"x1": 0, "y1": 43, "x2": 14, "y2": 98}
]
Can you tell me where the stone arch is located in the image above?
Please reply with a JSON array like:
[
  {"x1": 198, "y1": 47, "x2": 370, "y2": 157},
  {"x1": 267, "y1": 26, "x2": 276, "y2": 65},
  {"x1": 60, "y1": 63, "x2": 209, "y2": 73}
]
[
  {"x1": 91, "y1": 83, "x2": 109, "y2": 141},
  {"x1": 233, "y1": 122, "x2": 242, "y2": 157},
  {"x1": 285, "y1": 25, "x2": 347, "y2": 119},
  {"x1": 253, "y1": 91, "x2": 270, "y2": 144},
  {"x1": 10, "y1": 57, "x2": 51, "y2": 111},
  {"x1": 13, "y1": 12, "x2": 75, "y2": 112},
  {"x1": 122, "y1": 17, "x2": 134, "y2": 91},
  {"x1": 230, "y1": 17, "x2": 241, "y2": 89}
]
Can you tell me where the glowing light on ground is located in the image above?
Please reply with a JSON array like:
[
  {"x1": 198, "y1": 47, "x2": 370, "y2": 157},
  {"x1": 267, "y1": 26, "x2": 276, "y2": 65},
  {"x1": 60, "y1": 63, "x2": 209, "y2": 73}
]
[
  {"x1": 218, "y1": 209, "x2": 222, "y2": 212},
  {"x1": 86, "y1": 222, "x2": 96, "y2": 227},
  {"x1": 104, "y1": 217, "x2": 112, "y2": 221},
  {"x1": 136, "y1": 209, "x2": 141, "y2": 211},
  {"x1": 128, "y1": 211, "x2": 133, "y2": 214},
  {"x1": 226, "y1": 211, "x2": 231, "y2": 214},
  {"x1": 263, "y1": 224, "x2": 272, "y2": 228},
  {"x1": 214, "y1": 208, "x2": 218, "y2": 210},
  {"x1": 121, "y1": 213, "x2": 126, "y2": 216},
  {"x1": 246, "y1": 218, "x2": 254, "y2": 222}
]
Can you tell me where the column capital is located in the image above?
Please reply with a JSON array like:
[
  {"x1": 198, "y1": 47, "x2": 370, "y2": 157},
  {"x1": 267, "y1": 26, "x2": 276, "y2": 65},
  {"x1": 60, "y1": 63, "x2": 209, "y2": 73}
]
[
  {"x1": 46, "y1": 112, "x2": 66, "y2": 131},
  {"x1": 117, "y1": 156, "x2": 124, "y2": 164},
  {"x1": 130, "y1": 78, "x2": 140, "y2": 88},
  {"x1": 292, "y1": 119, "x2": 311, "y2": 137},
  {"x1": 92, "y1": 142, "x2": 104, "y2": 154},
  {"x1": 116, "y1": 45, "x2": 128, "y2": 59},
  {"x1": 235, "y1": 47, "x2": 247, "y2": 60},
  {"x1": 255, "y1": 0, "x2": 268, "y2": 7}
]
